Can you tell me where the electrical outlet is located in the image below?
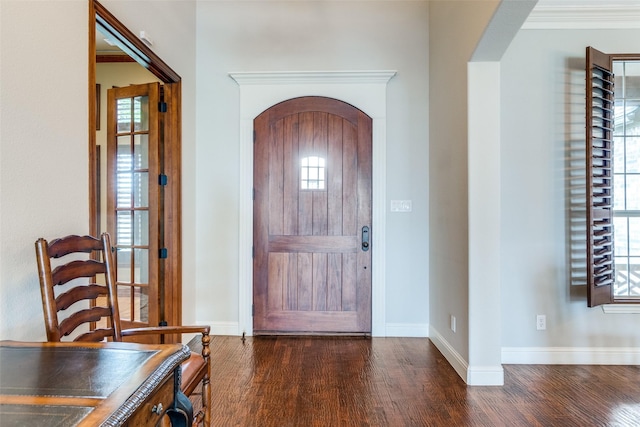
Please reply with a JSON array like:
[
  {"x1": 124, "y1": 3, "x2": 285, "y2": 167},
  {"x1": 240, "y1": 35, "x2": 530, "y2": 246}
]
[
  {"x1": 450, "y1": 315, "x2": 456, "y2": 333},
  {"x1": 536, "y1": 314, "x2": 546, "y2": 330}
]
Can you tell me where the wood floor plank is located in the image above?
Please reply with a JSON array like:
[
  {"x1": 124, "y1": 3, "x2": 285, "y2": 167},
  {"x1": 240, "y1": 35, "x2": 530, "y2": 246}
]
[{"x1": 189, "y1": 336, "x2": 640, "y2": 426}]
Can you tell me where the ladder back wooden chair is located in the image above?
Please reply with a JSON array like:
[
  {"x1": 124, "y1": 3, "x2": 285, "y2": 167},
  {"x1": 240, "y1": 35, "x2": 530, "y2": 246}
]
[{"x1": 35, "y1": 233, "x2": 211, "y2": 426}]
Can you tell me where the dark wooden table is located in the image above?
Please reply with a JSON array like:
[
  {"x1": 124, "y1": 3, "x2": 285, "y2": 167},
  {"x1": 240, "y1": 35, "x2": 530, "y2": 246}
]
[{"x1": 0, "y1": 340, "x2": 192, "y2": 426}]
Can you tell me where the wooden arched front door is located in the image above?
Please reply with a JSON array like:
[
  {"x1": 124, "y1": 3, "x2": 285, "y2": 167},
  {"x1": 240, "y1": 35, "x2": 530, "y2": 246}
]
[{"x1": 253, "y1": 96, "x2": 372, "y2": 334}]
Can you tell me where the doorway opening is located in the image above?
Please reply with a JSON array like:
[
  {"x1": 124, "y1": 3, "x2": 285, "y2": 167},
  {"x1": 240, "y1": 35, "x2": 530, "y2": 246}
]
[{"x1": 89, "y1": 0, "x2": 183, "y2": 334}]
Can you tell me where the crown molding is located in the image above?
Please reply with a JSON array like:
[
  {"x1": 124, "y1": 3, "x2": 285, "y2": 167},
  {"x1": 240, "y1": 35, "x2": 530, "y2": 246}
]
[{"x1": 523, "y1": 2, "x2": 640, "y2": 29}]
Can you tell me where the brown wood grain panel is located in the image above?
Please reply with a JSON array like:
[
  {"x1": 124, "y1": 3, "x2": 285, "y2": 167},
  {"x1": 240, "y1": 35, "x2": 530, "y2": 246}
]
[
  {"x1": 342, "y1": 252, "x2": 357, "y2": 311},
  {"x1": 269, "y1": 235, "x2": 358, "y2": 253},
  {"x1": 283, "y1": 115, "x2": 299, "y2": 236},
  {"x1": 327, "y1": 116, "x2": 344, "y2": 236},
  {"x1": 313, "y1": 112, "x2": 328, "y2": 155},
  {"x1": 124, "y1": 376, "x2": 173, "y2": 426},
  {"x1": 162, "y1": 81, "x2": 183, "y2": 339},
  {"x1": 342, "y1": 122, "x2": 358, "y2": 236},
  {"x1": 253, "y1": 112, "x2": 271, "y2": 324},
  {"x1": 299, "y1": 193, "x2": 313, "y2": 236},
  {"x1": 312, "y1": 112, "x2": 328, "y2": 236},
  {"x1": 269, "y1": 119, "x2": 284, "y2": 236},
  {"x1": 268, "y1": 253, "x2": 284, "y2": 311},
  {"x1": 297, "y1": 253, "x2": 313, "y2": 311},
  {"x1": 355, "y1": 111, "x2": 372, "y2": 330},
  {"x1": 266, "y1": 96, "x2": 360, "y2": 126},
  {"x1": 312, "y1": 253, "x2": 328, "y2": 311},
  {"x1": 357, "y1": 111, "x2": 373, "y2": 225},
  {"x1": 355, "y1": 253, "x2": 372, "y2": 329},
  {"x1": 313, "y1": 191, "x2": 328, "y2": 236},
  {"x1": 327, "y1": 253, "x2": 342, "y2": 311},
  {"x1": 96, "y1": 54, "x2": 135, "y2": 63},
  {"x1": 255, "y1": 311, "x2": 359, "y2": 332},
  {"x1": 89, "y1": 0, "x2": 98, "y2": 239},
  {"x1": 285, "y1": 253, "x2": 298, "y2": 311},
  {"x1": 298, "y1": 112, "x2": 314, "y2": 236}
]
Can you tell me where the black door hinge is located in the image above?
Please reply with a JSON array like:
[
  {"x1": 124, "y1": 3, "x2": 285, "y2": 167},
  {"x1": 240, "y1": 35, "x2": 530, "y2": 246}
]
[
  {"x1": 252, "y1": 305, "x2": 255, "y2": 316},
  {"x1": 252, "y1": 246, "x2": 255, "y2": 258},
  {"x1": 159, "y1": 101, "x2": 167, "y2": 113},
  {"x1": 253, "y1": 130, "x2": 256, "y2": 143},
  {"x1": 159, "y1": 174, "x2": 168, "y2": 186},
  {"x1": 159, "y1": 248, "x2": 168, "y2": 259}
]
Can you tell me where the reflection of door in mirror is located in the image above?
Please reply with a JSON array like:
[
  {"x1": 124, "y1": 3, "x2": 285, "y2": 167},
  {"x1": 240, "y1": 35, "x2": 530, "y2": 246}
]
[{"x1": 96, "y1": 32, "x2": 161, "y2": 333}]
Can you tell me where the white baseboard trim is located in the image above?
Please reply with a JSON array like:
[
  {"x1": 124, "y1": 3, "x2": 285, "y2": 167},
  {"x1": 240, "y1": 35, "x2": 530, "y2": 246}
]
[
  {"x1": 429, "y1": 326, "x2": 504, "y2": 385},
  {"x1": 197, "y1": 321, "x2": 240, "y2": 336},
  {"x1": 385, "y1": 322, "x2": 429, "y2": 337},
  {"x1": 502, "y1": 347, "x2": 640, "y2": 365},
  {"x1": 467, "y1": 365, "x2": 504, "y2": 386},
  {"x1": 429, "y1": 326, "x2": 468, "y2": 383}
]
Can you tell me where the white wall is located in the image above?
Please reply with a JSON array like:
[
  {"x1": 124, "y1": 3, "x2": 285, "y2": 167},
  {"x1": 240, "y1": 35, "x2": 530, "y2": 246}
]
[
  {"x1": 194, "y1": 1, "x2": 430, "y2": 335},
  {"x1": 428, "y1": 0, "x2": 499, "y2": 363},
  {"x1": 0, "y1": 0, "x2": 88, "y2": 340},
  {"x1": 501, "y1": 28, "x2": 640, "y2": 363}
]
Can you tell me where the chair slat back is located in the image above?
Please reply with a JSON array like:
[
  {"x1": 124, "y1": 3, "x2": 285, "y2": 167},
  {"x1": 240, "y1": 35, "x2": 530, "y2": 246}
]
[{"x1": 35, "y1": 233, "x2": 123, "y2": 342}]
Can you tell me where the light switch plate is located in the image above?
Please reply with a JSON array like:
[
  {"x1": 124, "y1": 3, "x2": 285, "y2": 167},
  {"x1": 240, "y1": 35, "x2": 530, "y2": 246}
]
[{"x1": 390, "y1": 200, "x2": 412, "y2": 212}]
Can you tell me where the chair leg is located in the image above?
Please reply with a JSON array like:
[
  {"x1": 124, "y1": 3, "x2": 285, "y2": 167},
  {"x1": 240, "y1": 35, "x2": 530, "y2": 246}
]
[
  {"x1": 189, "y1": 378, "x2": 210, "y2": 426},
  {"x1": 202, "y1": 375, "x2": 211, "y2": 426},
  {"x1": 198, "y1": 331, "x2": 211, "y2": 426},
  {"x1": 190, "y1": 392, "x2": 204, "y2": 426}
]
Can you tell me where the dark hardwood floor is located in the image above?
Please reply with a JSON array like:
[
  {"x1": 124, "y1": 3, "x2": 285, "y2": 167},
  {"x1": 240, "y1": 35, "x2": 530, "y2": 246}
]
[{"x1": 189, "y1": 336, "x2": 640, "y2": 426}]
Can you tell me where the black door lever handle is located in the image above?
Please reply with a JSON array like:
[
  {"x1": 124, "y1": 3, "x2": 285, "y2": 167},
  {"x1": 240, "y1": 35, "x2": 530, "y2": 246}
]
[{"x1": 362, "y1": 226, "x2": 370, "y2": 252}]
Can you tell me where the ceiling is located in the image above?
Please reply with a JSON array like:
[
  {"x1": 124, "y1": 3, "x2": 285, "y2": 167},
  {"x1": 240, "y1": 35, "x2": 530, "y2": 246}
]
[
  {"x1": 94, "y1": 0, "x2": 640, "y2": 58},
  {"x1": 525, "y1": 0, "x2": 640, "y2": 29}
]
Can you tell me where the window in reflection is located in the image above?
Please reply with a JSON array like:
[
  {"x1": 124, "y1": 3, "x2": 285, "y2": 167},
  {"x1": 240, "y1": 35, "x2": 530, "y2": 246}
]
[
  {"x1": 301, "y1": 156, "x2": 326, "y2": 190},
  {"x1": 613, "y1": 59, "x2": 640, "y2": 298},
  {"x1": 114, "y1": 95, "x2": 150, "y2": 322}
]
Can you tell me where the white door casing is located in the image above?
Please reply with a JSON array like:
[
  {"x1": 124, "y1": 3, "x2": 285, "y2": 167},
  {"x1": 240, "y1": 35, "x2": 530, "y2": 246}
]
[{"x1": 230, "y1": 70, "x2": 396, "y2": 337}]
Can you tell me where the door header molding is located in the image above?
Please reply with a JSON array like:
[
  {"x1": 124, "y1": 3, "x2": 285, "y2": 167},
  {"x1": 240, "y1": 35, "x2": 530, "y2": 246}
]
[
  {"x1": 229, "y1": 70, "x2": 396, "y2": 85},
  {"x1": 230, "y1": 70, "x2": 396, "y2": 121}
]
